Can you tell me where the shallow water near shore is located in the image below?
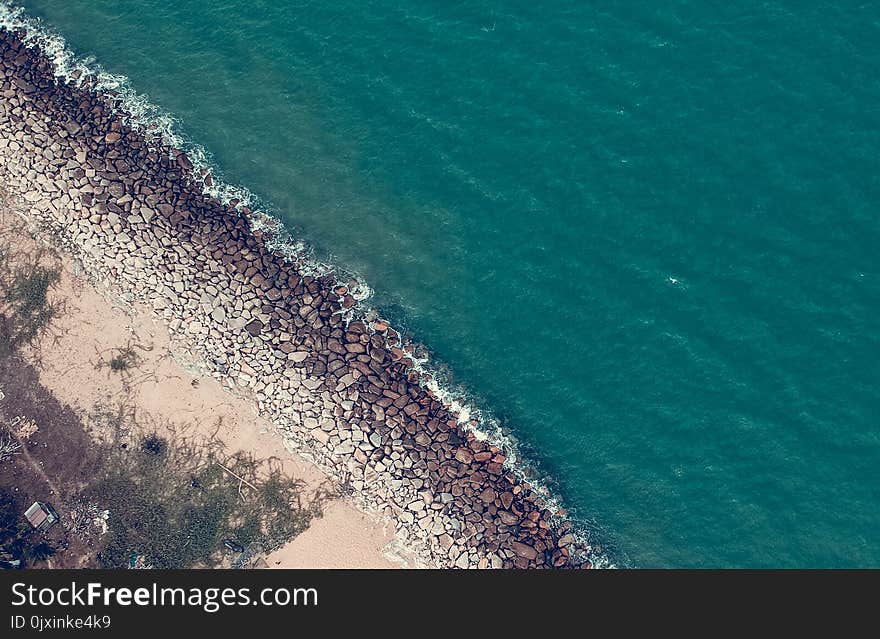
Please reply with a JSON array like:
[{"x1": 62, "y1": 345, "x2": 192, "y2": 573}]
[{"x1": 9, "y1": 1, "x2": 880, "y2": 566}]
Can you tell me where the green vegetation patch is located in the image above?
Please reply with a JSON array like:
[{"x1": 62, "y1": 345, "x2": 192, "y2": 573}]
[
  {"x1": 88, "y1": 433, "x2": 326, "y2": 569},
  {"x1": 0, "y1": 240, "x2": 62, "y2": 358}
]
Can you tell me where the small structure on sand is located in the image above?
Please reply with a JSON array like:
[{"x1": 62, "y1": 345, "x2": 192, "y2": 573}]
[
  {"x1": 24, "y1": 501, "x2": 59, "y2": 532},
  {"x1": 0, "y1": 551, "x2": 21, "y2": 569}
]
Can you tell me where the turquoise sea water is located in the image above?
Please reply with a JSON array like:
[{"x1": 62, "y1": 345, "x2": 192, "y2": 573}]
[{"x1": 10, "y1": 1, "x2": 879, "y2": 567}]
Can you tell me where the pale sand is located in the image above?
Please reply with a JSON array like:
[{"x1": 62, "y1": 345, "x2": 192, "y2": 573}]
[{"x1": 5, "y1": 210, "x2": 399, "y2": 569}]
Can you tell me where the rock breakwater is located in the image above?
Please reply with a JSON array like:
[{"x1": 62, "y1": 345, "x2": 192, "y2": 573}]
[{"x1": 0, "y1": 23, "x2": 604, "y2": 568}]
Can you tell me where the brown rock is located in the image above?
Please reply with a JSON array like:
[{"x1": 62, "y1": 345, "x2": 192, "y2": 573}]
[
  {"x1": 244, "y1": 319, "x2": 263, "y2": 336},
  {"x1": 498, "y1": 511, "x2": 519, "y2": 526},
  {"x1": 509, "y1": 541, "x2": 538, "y2": 561},
  {"x1": 63, "y1": 120, "x2": 81, "y2": 135},
  {"x1": 327, "y1": 339, "x2": 346, "y2": 355},
  {"x1": 13, "y1": 77, "x2": 35, "y2": 93},
  {"x1": 403, "y1": 402, "x2": 420, "y2": 417},
  {"x1": 557, "y1": 534, "x2": 575, "y2": 548},
  {"x1": 176, "y1": 152, "x2": 194, "y2": 171},
  {"x1": 278, "y1": 341, "x2": 295, "y2": 353},
  {"x1": 414, "y1": 432, "x2": 431, "y2": 447}
]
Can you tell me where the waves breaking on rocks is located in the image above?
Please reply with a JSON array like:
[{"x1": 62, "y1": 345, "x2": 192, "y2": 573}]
[{"x1": 0, "y1": 5, "x2": 610, "y2": 568}]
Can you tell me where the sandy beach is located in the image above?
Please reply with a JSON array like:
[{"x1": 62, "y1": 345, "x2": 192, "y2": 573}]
[{"x1": 1, "y1": 208, "x2": 399, "y2": 568}]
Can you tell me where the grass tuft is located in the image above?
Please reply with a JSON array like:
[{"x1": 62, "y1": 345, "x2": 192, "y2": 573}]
[
  {"x1": 87, "y1": 429, "x2": 327, "y2": 569},
  {"x1": 0, "y1": 244, "x2": 61, "y2": 357}
]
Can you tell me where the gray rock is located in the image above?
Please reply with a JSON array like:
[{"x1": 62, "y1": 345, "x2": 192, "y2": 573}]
[
  {"x1": 334, "y1": 441, "x2": 355, "y2": 455},
  {"x1": 302, "y1": 378, "x2": 322, "y2": 391},
  {"x1": 311, "y1": 428, "x2": 330, "y2": 445}
]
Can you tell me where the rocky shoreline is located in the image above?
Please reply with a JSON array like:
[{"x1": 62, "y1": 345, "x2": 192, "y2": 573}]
[{"x1": 0, "y1": 24, "x2": 603, "y2": 569}]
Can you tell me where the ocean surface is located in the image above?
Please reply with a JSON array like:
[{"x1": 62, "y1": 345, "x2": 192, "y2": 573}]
[{"x1": 9, "y1": 1, "x2": 879, "y2": 567}]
